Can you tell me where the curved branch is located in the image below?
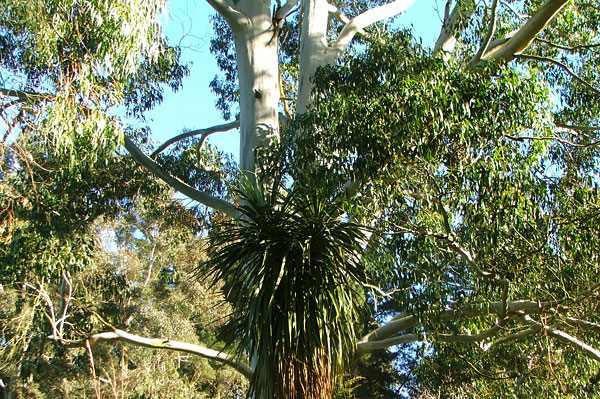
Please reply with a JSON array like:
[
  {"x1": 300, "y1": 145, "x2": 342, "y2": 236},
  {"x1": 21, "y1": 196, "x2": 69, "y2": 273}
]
[
  {"x1": 469, "y1": 0, "x2": 499, "y2": 68},
  {"x1": 332, "y1": 0, "x2": 416, "y2": 55},
  {"x1": 481, "y1": 0, "x2": 569, "y2": 62},
  {"x1": 124, "y1": 136, "x2": 238, "y2": 217},
  {"x1": 534, "y1": 38, "x2": 600, "y2": 53},
  {"x1": 505, "y1": 133, "x2": 600, "y2": 148},
  {"x1": 66, "y1": 329, "x2": 253, "y2": 379},
  {"x1": 356, "y1": 300, "x2": 545, "y2": 356},
  {"x1": 356, "y1": 333, "x2": 419, "y2": 352},
  {"x1": 516, "y1": 313, "x2": 600, "y2": 363},
  {"x1": 205, "y1": 0, "x2": 245, "y2": 31},
  {"x1": 565, "y1": 317, "x2": 600, "y2": 334},
  {"x1": 151, "y1": 119, "x2": 240, "y2": 157},
  {"x1": 492, "y1": 324, "x2": 541, "y2": 347},
  {"x1": 436, "y1": 325, "x2": 502, "y2": 343},
  {"x1": 517, "y1": 54, "x2": 600, "y2": 96},
  {"x1": 555, "y1": 124, "x2": 600, "y2": 132}
]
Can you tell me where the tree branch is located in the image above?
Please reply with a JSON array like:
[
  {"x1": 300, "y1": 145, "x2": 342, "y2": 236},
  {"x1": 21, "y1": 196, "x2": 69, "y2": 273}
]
[
  {"x1": 534, "y1": 38, "x2": 600, "y2": 53},
  {"x1": 555, "y1": 124, "x2": 600, "y2": 132},
  {"x1": 492, "y1": 324, "x2": 541, "y2": 347},
  {"x1": 505, "y1": 133, "x2": 600, "y2": 148},
  {"x1": 151, "y1": 119, "x2": 240, "y2": 157},
  {"x1": 515, "y1": 313, "x2": 600, "y2": 363},
  {"x1": 205, "y1": 0, "x2": 245, "y2": 31},
  {"x1": 66, "y1": 329, "x2": 254, "y2": 379},
  {"x1": 565, "y1": 317, "x2": 600, "y2": 334},
  {"x1": 469, "y1": 0, "x2": 499, "y2": 68},
  {"x1": 124, "y1": 136, "x2": 238, "y2": 217},
  {"x1": 276, "y1": 0, "x2": 300, "y2": 19},
  {"x1": 516, "y1": 54, "x2": 600, "y2": 96},
  {"x1": 331, "y1": 0, "x2": 416, "y2": 56},
  {"x1": 0, "y1": 87, "x2": 51, "y2": 102},
  {"x1": 436, "y1": 325, "x2": 502, "y2": 343},
  {"x1": 356, "y1": 333, "x2": 419, "y2": 352},
  {"x1": 481, "y1": 0, "x2": 570, "y2": 62},
  {"x1": 433, "y1": 0, "x2": 476, "y2": 58},
  {"x1": 356, "y1": 300, "x2": 546, "y2": 356}
]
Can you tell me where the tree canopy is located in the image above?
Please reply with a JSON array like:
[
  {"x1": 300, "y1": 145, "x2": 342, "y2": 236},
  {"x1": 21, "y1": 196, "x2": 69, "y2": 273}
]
[{"x1": 1, "y1": 0, "x2": 600, "y2": 398}]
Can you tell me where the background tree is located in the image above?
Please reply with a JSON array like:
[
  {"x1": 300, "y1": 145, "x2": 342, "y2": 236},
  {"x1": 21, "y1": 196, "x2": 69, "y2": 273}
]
[{"x1": 2, "y1": 0, "x2": 600, "y2": 398}]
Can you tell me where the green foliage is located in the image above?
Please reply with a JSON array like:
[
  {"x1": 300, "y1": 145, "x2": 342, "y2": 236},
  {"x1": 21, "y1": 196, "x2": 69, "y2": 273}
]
[
  {"x1": 284, "y1": 29, "x2": 600, "y2": 397},
  {"x1": 0, "y1": 195, "x2": 248, "y2": 398},
  {"x1": 204, "y1": 177, "x2": 367, "y2": 399}
]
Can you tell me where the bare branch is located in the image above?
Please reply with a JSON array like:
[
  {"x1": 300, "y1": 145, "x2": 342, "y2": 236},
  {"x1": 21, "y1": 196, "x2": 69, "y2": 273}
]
[
  {"x1": 534, "y1": 38, "x2": 600, "y2": 53},
  {"x1": 205, "y1": 0, "x2": 245, "y2": 31},
  {"x1": 276, "y1": 0, "x2": 300, "y2": 19},
  {"x1": 492, "y1": 324, "x2": 541, "y2": 347},
  {"x1": 332, "y1": 0, "x2": 416, "y2": 55},
  {"x1": 356, "y1": 300, "x2": 545, "y2": 355},
  {"x1": 555, "y1": 124, "x2": 600, "y2": 132},
  {"x1": 433, "y1": 0, "x2": 476, "y2": 58},
  {"x1": 505, "y1": 133, "x2": 600, "y2": 148},
  {"x1": 469, "y1": 0, "x2": 499, "y2": 68},
  {"x1": 565, "y1": 317, "x2": 600, "y2": 334},
  {"x1": 329, "y1": 6, "x2": 366, "y2": 37},
  {"x1": 151, "y1": 119, "x2": 240, "y2": 157},
  {"x1": 356, "y1": 333, "x2": 419, "y2": 352},
  {"x1": 516, "y1": 313, "x2": 600, "y2": 362},
  {"x1": 66, "y1": 329, "x2": 254, "y2": 379},
  {"x1": 0, "y1": 87, "x2": 51, "y2": 102},
  {"x1": 436, "y1": 325, "x2": 502, "y2": 343},
  {"x1": 517, "y1": 54, "x2": 600, "y2": 96},
  {"x1": 499, "y1": 0, "x2": 528, "y2": 20},
  {"x1": 124, "y1": 136, "x2": 238, "y2": 217},
  {"x1": 481, "y1": 0, "x2": 570, "y2": 62}
]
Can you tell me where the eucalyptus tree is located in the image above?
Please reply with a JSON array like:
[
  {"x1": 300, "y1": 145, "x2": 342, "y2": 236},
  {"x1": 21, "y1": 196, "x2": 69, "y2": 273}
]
[{"x1": 2, "y1": 0, "x2": 600, "y2": 398}]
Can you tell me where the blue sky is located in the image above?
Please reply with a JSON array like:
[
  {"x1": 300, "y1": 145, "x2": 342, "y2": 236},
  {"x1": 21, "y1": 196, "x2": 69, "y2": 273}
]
[{"x1": 146, "y1": 0, "x2": 444, "y2": 160}]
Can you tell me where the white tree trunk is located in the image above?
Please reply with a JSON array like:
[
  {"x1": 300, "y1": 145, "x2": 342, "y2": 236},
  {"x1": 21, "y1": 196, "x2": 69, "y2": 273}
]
[{"x1": 231, "y1": 1, "x2": 281, "y2": 173}]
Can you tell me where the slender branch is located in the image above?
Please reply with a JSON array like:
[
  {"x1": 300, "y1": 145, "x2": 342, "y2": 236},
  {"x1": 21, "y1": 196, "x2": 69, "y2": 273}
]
[
  {"x1": 481, "y1": 0, "x2": 570, "y2": 62},
  {"x1": 151, "y1": 119, "x2": 240, "y2": 157},
  {"x1": 517, "y1": 54, "x2": 600, "y2": 96},
  {"x1": 565, "y1": 317, "x2": 600, "y2": 334},
  {"x1": 66, "y1": 329, "x2": 254, "y2": 379},
  {"x1": 436, "y1": 325, "x2": 502, "y2": 343},
  {"x1": 124, "y1": 136, "x2": 238, "y2": 217},
  {"x1": 469, "y1": 0, "x2": 499, "y2": 68},
  {"x1": 515, "y1": 313, "x2": 600, "y2": 362},
  {"x1": 534, "y1": 38, "x2": 600, "y2": 52},
  {"x1": 555, "y1": 124, "x2": 600, "y2": 132},
  {"x1": 505, "y1": 133, "x2": 600, "y2": 148},
  {"x1": 0, "y1": 87, "x2": 51, "y2": 102},
  {"x1": 499, "y1": 0, "x2": 528, "y2": 20},
  {"x1": 329, "y1": 6, "x2": 366, "y2": 37},
  {"x1": 356, "y1": 333, "x2": 419, "y2": 352},
  {"x1": 331, "y1": 0, "x2": 416, "y2": 55},
  {"x1": 575, "y1": 281, "x2": 600, "y2": 302},
  {"x1": 492, "y1": 324, "x2": 541, "y2": 347},
  {"x1": 356, "y1": 300, "x2": 546, "y2": 355}
]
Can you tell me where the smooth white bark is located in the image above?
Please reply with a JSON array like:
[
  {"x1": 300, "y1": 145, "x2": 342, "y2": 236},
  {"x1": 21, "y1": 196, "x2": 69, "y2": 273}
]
[
  {"x1": 124, "y1": 136, "x2": 238, "y2": 217},
  {"x1": 481, "y1": 0, "x2": 570, "y2": 62},
  {"x1": 432, "y1": 0, "x2": 476, "y2": 58},
  {"x1": 67, "y1": 329, "x2": 254, "y2": 379},
  {"x1": 296, "y1": 0, "x2": 415, "y2": 113},
  {"x1": 214, "y1": 0, "x2": 281, "y2": 173}
]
